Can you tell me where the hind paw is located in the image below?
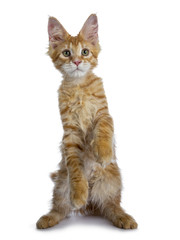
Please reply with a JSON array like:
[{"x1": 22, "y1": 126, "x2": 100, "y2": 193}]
[
  {"x1": 36, "y1": 214, "x2": 59, "y2": 229},
  {"x1": 113, "y1": 213, "x2": 138, "y2": 229}
]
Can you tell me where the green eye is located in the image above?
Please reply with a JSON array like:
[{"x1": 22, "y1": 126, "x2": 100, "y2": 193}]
[
  {"x1": 62, "y1": 50, "x2": 71, "y2": 57},
  {"x1": 81, "y1": 48, "x2": 89, "y2": 56}
]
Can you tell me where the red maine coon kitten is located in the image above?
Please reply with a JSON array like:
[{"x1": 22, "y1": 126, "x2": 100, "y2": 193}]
[{"x1": 36, "y1": 14, "x2": 137, "y2": 229}]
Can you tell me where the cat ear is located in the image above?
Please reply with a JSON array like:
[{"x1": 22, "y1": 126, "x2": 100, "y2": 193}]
[
  {"x1": 79, "y1": 14, "x2": 98, "y2": 45},
  {"x1": 48, "y1": 17, "x2": 68, "y2": 48}
]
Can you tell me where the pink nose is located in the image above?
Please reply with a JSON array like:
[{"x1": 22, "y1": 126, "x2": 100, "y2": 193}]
[{"x1": 73, "y1": 60, "x2": 82, "y2": 66}]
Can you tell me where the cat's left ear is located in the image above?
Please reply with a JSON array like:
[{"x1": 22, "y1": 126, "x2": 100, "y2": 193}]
[
  {"x1": 48, "y1": 17, "x2": 68, "y2": 48},
  {"x1": 79, "y1": 14, "x2": 98, "y2": 45}
]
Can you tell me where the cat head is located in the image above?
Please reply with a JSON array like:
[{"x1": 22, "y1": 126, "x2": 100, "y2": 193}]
[{"x1": 48, "y1": 14, "x2": 100, "y2": 79}]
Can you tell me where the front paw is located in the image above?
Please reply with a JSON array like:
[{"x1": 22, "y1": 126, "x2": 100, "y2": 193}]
[
  {"x1": 93, "y1": 139, "x2": 113, "y2": 167},
  {"x1": 70, "y1": 179, "x2": 88, "y2": 209}
]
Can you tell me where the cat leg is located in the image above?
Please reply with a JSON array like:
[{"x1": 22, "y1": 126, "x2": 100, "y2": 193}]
[
  {"x1": 93, "y1": 114, "x2": 114, "y2": 167},
  {"x1": 36, "y1": 169, "x2": 71, "y2": 229},
  {"x1": 102, "y1": 199, "x2": 138, "y2": 229},
  {"x1": 63, "y1": 131, "x2": 88, "y2": 209},
  {"x1": 89, "y1": 163, "x2": 137, "y2": 229},
  {"x1": 36, "y1": 209, "x2": 66, "y2": 229}
]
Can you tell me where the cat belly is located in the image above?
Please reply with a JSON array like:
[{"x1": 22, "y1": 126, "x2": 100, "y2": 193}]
[
  {"x1": 83, "y1": 154, "x2": 122, "y2": 205},
  {"x1": 52, "y1": 158, "x2": 121, "y2": 210}
]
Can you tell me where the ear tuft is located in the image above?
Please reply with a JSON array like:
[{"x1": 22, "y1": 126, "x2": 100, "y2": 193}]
[
  {"x1": 79, "y1": 14, "x2": 99, "y2": 45},
  {"x1": 48, "y1": 17, "x2": 68, "y2": 48}
]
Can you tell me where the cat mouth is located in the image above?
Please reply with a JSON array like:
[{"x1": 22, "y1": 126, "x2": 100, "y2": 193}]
[{"x1": 72, "y1": 68, "x2": 82, "y2": 73}]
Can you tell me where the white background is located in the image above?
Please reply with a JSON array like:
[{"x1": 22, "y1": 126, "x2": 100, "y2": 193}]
[{"x1": 0, "y1": 0, "x2": 180, "y2": 239}]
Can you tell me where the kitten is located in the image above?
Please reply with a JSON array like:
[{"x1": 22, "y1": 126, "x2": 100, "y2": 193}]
[{"x1": 36, "y1": 14, "x2": 137, "y2": 229}]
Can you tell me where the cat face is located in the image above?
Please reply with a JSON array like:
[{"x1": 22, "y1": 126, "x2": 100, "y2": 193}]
[{"x1": 48, "y1": 14, "x2": 100, "y2": 79}]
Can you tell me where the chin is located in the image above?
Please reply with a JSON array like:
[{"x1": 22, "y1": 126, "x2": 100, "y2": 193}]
[{"x1": 67, "y1": 70, "x2": 88, "y2": 78}]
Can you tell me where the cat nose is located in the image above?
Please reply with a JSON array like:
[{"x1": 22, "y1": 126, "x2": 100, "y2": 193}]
[{"x1": 73, "y1": 60, "x2": 82, "y2": 66}]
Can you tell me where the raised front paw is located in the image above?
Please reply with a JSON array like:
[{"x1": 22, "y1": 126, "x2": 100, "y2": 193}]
[
  {"x1": 70, "y1": 178, "x2": 88, "y2": 209},
  {"x1": 93, "y1": 139, "x2": 113, "y2": 167}
]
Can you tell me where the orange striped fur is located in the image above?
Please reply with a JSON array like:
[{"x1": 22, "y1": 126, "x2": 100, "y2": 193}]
[{"x1": 36, "y1": 14, "x2": 137, "y2": 230}]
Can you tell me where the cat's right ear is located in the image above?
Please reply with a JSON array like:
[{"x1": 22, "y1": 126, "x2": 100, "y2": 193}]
[{"x1": 48, "y1": 17, "x2": 68, "y2": 48}]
